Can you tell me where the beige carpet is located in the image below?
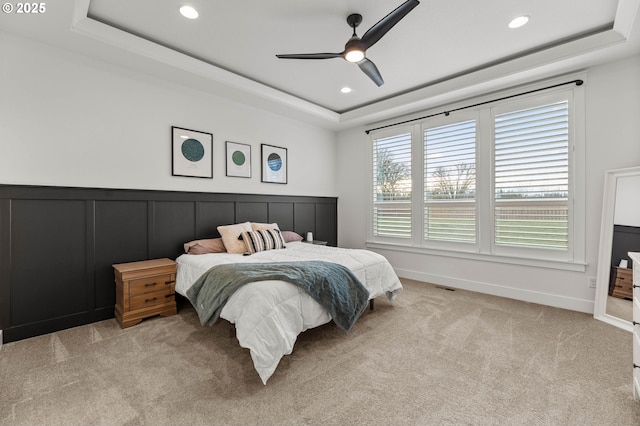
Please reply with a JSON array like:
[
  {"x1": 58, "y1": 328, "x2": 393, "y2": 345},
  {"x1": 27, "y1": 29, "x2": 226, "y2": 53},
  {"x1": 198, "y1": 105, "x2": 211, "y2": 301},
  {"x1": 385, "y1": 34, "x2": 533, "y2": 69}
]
[
  {"x1": 607, "y1": 295, "x2": 633, "y2": 322},
  {"x1": 1, "y1": 278, "x2": 639, "y2": 425}
]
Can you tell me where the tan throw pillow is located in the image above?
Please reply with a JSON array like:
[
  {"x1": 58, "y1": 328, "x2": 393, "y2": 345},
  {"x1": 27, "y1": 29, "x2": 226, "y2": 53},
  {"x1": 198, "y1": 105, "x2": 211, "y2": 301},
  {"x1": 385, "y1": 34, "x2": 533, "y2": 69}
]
[
  {"x1": 183, "y1": 238, "x2": 226, "y2": 254},
  {"x1": 251, "y1": 222, "x2": 280, "y2": 231},
  {"x1": 217, "y1": 222, "x2": 252, "y2": 254},
  {"x1": 241, "y1": 229, "x2": 286, "y2": 254}
]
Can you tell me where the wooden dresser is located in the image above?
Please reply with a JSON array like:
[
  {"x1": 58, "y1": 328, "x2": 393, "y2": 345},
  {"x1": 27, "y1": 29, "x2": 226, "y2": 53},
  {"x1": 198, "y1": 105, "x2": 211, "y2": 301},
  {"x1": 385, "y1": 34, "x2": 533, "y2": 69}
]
[
  {"x1": 113, "y1": 258, "x2": 177, "y2": 328},
  {"x1": 612, "y1": 266, "x2": 633, "y2": 299},
  {"x1": 629, "y1": 252, "x2": 640, "y2": 401}
]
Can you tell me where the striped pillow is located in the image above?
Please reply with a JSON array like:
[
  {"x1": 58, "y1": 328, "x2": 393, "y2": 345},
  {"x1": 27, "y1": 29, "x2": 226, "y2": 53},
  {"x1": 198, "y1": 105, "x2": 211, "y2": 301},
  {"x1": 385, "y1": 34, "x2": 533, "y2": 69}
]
[{"x1": 240, "y1": 229, "x2": 286, "y2": 254}]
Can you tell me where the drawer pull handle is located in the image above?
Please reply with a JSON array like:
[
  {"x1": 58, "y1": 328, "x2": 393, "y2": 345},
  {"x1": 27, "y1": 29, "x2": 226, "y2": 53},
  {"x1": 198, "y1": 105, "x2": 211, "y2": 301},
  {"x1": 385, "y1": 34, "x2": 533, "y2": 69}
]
[
  {"x1": 145, "y1": 297, "x2": 157, "y2": 303},
  {"x1": 165, "y1": 294, "x2": 174, "y2": 298},
  {"x1": 165, "y1": 280, "x2": 175, "y2": 285},
  {"x1": 145, "y1": 283, "x2": 157, "y2": 287},
  {"x1": 635, "y1": 364, "x2": 640, "y2": 369},
  {"x1": 634, "y1": 321, "x2": 640, "y2": 326}
]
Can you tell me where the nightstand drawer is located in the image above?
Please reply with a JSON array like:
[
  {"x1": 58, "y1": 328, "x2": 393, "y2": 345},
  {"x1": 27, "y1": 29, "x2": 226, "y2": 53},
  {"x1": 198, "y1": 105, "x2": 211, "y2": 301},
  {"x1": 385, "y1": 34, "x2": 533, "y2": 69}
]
[
  {"x1": 617, "y1": 267, "x2": 633, "y2": 280},
  {"x1": 130, "y1": 274, "x2": 175, "y2": 295},
  {"x1": 612, "y1": 267, "x2": 633, "y2": 299},
  {"x1": 130, "y1": 290, "x2": 175, "y2": 311}
]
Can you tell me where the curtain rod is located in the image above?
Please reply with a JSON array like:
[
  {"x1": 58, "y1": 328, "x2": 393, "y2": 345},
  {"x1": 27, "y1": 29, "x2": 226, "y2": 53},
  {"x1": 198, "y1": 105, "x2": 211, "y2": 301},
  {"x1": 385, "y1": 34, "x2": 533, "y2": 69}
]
[{"x1": 364, "y1": 79, "x2": 583, "y2": 135}]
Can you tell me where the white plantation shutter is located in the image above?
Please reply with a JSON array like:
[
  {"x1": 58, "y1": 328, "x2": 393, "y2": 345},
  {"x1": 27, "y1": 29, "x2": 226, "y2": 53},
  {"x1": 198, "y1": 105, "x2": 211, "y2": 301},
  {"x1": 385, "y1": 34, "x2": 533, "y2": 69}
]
[
  {"x1": 372, "y1": 205, "x2": 412, "y2": 237},
  {"x1": 369, "y1": 82, "x2": 583, "y2": 267},
  {"x1": 424, "y1": 119, "x2": 476, "y2": 243},
  {"x1": 494, "y1": 101, "x2": 569, "y2": 250},
  {"x1": 372, "y1": 132, "x2": 412, "y2": 238}
]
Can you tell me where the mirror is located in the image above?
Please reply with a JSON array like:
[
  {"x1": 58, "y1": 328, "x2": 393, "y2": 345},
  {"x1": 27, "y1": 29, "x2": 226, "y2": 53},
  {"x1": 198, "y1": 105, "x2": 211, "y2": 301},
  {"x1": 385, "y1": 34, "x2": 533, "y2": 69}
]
[{"x1": 594, "y1": 166, "x2": 640, "y2": 332}]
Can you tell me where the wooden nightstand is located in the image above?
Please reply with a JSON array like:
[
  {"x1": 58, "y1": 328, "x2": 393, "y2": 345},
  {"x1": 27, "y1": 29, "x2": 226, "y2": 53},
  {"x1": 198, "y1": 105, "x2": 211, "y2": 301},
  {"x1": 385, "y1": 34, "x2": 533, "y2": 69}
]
[
  {"x1": 303, "y1": 240, "x2": 328, "y2": 245},
  {"x1": 113, "y1": 258, "x2": 177, "y2": 328},
  {"x1": 612, "y1": 266, "x2": 633, "y2": 299}
]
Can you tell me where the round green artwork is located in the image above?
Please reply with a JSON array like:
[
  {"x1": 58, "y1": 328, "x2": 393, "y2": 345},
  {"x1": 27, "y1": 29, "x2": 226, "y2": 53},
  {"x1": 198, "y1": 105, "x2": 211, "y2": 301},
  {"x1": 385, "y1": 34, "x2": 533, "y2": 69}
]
[
  {"x1": 232, "y1": 150, "x2": 245, "y2": 166},
  {"x1": 181, "y1": 139, "x2": 205, "y2": 162}
]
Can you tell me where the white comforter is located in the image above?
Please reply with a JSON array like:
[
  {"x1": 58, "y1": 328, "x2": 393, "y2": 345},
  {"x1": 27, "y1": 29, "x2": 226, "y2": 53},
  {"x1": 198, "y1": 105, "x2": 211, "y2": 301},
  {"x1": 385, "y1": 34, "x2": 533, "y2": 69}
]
[{"x1": 175, "y1": 242, "x2": 402, "y2": 384}]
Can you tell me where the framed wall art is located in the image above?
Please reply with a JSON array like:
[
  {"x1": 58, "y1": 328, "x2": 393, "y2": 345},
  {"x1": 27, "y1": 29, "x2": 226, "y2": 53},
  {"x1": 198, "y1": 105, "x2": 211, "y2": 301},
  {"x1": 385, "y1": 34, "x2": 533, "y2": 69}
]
[
  {"x1": 261, "y1": 144, "x2": 287, "y2": 184},
  {"x1": 171, "y1": 126, "x2": 213, "y2": 178},
  {"x1": 226, "y1": 141, "x2": 251, "y2": 178}
]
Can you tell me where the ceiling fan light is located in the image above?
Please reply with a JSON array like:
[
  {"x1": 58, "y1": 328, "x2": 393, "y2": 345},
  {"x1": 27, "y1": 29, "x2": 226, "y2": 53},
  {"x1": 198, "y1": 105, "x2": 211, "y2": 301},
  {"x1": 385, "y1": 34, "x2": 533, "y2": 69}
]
[
  {"x1": 345, "y1": 49, "x2": 365, "y2": 63},
  {"x1": 179, "y1": 5, "x2": 199, "y2": 19}
]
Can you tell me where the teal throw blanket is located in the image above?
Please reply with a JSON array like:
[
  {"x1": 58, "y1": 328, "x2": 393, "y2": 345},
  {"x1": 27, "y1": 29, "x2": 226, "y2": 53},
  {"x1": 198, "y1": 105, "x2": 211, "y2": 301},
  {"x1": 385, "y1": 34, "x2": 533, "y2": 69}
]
[{"x1": 186, "y1": 261, "x2": 370, "y2": 333}]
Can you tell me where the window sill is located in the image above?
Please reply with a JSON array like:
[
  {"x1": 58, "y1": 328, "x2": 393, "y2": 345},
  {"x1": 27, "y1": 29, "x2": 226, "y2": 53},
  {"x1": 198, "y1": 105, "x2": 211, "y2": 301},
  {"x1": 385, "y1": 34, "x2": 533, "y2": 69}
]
[{"x1": 365, "y1": 241, "x2": 587, "y2": 272}]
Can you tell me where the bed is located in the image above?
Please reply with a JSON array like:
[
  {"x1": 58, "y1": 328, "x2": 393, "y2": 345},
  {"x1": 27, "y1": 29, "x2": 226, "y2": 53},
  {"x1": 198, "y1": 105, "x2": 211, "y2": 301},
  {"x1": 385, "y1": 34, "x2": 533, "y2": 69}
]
[{"x1": 175, "y1": 238, "x2": 402, "y2": 384}]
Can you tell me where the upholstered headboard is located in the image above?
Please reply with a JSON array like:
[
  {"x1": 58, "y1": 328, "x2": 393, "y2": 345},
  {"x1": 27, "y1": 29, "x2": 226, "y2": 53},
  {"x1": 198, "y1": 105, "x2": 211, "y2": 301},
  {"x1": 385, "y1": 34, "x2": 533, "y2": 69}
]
[{"x1": 0, "y1": 185, "x2": 337, "y2": 342}]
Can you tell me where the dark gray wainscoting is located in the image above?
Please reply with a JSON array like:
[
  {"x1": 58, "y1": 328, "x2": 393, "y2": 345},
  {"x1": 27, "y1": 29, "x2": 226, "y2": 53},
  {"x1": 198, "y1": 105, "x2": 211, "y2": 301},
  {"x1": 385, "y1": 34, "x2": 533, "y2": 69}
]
[{"x1": 0, "y1": 185, "x2": 337, "y2": 343}]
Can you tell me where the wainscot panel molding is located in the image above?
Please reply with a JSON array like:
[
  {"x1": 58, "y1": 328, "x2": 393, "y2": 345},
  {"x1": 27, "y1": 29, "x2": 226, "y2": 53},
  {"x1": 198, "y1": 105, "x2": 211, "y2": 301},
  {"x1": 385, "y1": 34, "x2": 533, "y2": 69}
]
[{"x1": 0, "y1": 185, "x2": 337, "y2": 342}]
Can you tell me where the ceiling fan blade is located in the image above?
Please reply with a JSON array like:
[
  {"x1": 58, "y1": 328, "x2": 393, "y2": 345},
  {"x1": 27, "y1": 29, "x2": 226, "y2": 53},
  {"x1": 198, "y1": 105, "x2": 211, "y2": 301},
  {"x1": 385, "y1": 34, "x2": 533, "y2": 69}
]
[
  {"x1": 276, "y1": 53, "x2": 342, "y2": 59},
  {"x1": 360, "y1": 0, "x2": 420, "y2": 50},
  {"x1": 358, "y1": 58, "x2": 384, "y2": 86}
]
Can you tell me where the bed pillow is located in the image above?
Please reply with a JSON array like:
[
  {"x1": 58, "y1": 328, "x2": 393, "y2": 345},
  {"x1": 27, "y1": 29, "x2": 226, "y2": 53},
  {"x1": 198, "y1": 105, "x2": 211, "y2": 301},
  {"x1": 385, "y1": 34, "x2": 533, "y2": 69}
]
[
  {"x1": 251, "y1": 222, "x2": 280, "y2": 231},
  {"x1": 281, "y1": 231, "x2": 303, "y2": 243},
  {"x1": 217, "y1": 222, "x2": 252, "y2": 254},
  {"x1": 183, "y1": 238, "x2": 227, "y2": 254},
  {"x1": 241, "y1": 229, "x2": 286, "y2": 254}
]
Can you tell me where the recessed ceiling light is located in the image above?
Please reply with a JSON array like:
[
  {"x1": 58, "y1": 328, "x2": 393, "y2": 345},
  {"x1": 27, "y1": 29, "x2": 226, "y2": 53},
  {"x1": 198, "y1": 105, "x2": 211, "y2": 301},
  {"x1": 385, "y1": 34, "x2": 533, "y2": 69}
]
[
  {"x1": 508, "y1": 15, "x2": 529, "y2": 29},
  {"x1": 179, "y1": 5, "x2": 199, "y2": 19},
  {"x1": 340, "y1": 87, "x2": 352, "y2": 94}
]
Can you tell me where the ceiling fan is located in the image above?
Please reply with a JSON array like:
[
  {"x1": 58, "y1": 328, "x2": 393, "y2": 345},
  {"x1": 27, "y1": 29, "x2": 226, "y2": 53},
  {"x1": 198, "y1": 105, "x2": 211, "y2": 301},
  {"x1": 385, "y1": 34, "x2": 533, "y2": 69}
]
[{"x1": 275, "y1": 0, "x2": 420, "y2": 87}]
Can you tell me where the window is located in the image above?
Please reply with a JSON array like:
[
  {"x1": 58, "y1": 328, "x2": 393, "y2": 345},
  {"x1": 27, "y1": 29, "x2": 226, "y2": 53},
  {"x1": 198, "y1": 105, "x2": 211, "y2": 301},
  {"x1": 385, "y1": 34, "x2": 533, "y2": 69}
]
[
  {"x1": 369, "y1": 81, "x2": 584, "y2": 267},
  {"x1": 372, "y1": 131, "x2": 412, "y2": 239},
  {"x1": 493, "y1": 101, "x2": 569, "y2": 251},
  {"x1": 424, "y1": 118, "x2": 476, "y2": 243}
]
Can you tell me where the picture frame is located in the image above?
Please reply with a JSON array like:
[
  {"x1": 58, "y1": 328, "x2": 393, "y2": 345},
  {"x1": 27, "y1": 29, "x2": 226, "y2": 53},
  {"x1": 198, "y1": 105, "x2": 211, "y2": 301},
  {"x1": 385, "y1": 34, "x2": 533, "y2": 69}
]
[
  {"x1": 226, "y1": 141, "x2": 251, "y2": 178},
  {"x1": 171, "y1": 126, "x2": 213, "y2": 178},
  {"x1": 261, "y1": 144, "x2": 287, "y2": 184}
]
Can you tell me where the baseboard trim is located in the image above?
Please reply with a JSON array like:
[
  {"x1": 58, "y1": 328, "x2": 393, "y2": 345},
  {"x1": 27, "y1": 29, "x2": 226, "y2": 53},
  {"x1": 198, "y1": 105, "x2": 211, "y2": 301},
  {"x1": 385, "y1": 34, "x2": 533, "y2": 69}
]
[
  {"x1": 395, "y1": 268, "x2": 594, "y2": 314},
  {"x1": 3, "y1": 308, "x2": 114, "y2": 343}
]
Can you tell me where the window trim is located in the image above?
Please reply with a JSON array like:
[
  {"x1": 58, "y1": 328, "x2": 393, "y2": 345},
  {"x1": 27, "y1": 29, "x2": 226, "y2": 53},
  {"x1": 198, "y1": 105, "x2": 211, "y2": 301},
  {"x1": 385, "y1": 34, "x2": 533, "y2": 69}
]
[
  {"x1": 367, "y1": 74, "x2": 586, "y2": 271},
  {"x1": 366, "y1": 240, "x2": 587, "y2": 272}
]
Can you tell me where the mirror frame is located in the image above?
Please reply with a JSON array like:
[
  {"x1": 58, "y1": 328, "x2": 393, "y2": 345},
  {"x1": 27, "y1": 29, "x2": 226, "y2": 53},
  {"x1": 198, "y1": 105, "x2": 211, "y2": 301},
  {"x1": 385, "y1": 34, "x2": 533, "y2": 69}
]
[{"x1": 593, "y1": 166, "x2": 640, "y2": 332}]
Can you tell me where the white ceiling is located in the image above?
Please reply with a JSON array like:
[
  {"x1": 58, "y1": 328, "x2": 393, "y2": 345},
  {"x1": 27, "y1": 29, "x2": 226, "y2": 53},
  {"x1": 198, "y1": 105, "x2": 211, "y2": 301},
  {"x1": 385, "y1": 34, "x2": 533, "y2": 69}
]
[{"x1": 1, "y1": 0, "x2": 639, "y2": 128}]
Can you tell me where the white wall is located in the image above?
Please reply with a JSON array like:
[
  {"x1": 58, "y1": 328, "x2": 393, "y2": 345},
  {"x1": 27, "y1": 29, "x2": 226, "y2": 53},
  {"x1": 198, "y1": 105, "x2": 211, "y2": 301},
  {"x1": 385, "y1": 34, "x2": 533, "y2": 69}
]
[
  {"x1": 337, "y1": 54, "x2": 640, "y2": 313},
  {"x1": 0, "y1": 33, "x2": 337, "y2": 197},
  {"x1": 614, "y1": 175, "x2": 640, "y2": 227}
]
